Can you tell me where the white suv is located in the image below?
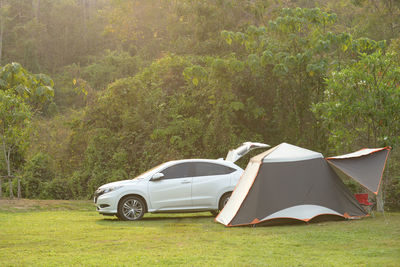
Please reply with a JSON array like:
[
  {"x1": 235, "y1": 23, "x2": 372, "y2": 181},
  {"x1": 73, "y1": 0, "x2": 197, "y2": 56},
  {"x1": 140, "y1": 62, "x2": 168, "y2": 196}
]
[{"x1": 94, "y1": 142, "x2": 268, "y2": 220}]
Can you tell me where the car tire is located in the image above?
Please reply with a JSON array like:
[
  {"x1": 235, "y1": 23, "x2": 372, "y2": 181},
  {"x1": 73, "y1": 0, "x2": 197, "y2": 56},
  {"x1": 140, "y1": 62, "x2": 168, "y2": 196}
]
[
  {"x1": 219, "y1": 192, "x2": 232, "y2": 210},
  {"x1": 210, "y1": 210, "x2": 219, "y2": 216},
  {"x1": 211, "y1": 192, "x2": 232, "y2": 216},
  {"x1": 117, "y1": 196, "x2": 145, "y2": 221}
]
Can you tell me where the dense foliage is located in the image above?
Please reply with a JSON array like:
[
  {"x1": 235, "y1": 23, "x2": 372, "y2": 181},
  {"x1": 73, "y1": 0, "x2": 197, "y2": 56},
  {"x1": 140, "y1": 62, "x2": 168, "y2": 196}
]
[{"x1": 0, "y1": 0, "x2": 399, "y2": 208}]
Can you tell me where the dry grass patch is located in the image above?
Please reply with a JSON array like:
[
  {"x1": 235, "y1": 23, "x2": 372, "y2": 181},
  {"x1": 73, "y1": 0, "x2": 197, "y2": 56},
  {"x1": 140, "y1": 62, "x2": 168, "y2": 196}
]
[{"x1": 0, "y1": 198, "x2": 92, "y2": 212}]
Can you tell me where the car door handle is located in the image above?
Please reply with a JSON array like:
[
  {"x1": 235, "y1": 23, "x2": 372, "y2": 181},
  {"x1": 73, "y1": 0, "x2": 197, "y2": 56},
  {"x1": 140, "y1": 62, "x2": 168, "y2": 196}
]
[{"x1": 181, "y1": 180, "x2": 191, "y2": 184}]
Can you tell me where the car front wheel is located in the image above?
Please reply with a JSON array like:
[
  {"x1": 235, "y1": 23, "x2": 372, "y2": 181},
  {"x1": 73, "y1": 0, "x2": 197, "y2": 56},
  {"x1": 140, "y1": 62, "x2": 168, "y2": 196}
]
[{"x1": 118, "y1": 196, "x2": 145, "y2": 221}]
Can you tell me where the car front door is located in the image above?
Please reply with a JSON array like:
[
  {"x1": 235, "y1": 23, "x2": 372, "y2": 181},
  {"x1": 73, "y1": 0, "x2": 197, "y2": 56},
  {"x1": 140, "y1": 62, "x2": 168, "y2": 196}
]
[{"x1": 148, "y1": 162, "x2": 193, "y2": 211}]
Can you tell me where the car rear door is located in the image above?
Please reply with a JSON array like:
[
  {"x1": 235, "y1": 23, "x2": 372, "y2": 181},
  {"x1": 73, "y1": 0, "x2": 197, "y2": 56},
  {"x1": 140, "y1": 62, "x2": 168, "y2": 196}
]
[
  {"x1": 148, "y1": 162, "x2": 193, "y2": 211},
  {"x1": 191, "y1": 162, "x2": 237, "y2": 208}
]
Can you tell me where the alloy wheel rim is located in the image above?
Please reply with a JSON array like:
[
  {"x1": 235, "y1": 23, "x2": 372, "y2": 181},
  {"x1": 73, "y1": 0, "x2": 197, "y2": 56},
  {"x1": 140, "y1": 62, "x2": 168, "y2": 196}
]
[{"x1": 122, "y1": 199, "x2": 143, "y2": 220}]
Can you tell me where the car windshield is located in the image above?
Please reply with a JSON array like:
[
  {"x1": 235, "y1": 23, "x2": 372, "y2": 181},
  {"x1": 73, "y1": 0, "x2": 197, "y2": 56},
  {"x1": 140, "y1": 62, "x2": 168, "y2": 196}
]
[{"x1": 132, "y1": 163, "x2": 165, "y2": 180}]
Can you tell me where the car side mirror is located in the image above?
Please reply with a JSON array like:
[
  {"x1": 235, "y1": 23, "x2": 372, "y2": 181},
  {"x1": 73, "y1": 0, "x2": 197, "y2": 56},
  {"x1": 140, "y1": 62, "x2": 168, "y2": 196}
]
[{"x1": 151, "y1": 172, "x2": 164, "y2": 181}]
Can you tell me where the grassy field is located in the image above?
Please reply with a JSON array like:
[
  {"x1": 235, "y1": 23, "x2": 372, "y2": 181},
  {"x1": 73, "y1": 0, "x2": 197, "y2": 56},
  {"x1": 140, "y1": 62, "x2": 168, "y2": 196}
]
[{"x1": 0, "y1": 200, "x2": 399, "y2": 266}]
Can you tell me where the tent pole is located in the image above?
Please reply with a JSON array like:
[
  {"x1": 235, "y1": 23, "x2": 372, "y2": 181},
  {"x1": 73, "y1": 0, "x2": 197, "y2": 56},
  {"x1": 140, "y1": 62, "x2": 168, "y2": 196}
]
[
  {"x1": 376, "y1": 186, "x2": 384, "y2": 212},
  {"x1": 377, "y1": 156, "x2": 390, "y2": 213}
]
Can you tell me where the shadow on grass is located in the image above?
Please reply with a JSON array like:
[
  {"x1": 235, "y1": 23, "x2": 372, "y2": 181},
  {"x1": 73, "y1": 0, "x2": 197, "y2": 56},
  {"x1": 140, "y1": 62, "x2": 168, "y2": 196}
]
[
  {"x1": 95, "y1": 213, "x2": 215, "y2": 226},
  {"x1": 94, "y1": 213, "x2": 364, "y2": 228},
  {"x1": 255, "y1": 215, "x2": 346, "y2": 227}
]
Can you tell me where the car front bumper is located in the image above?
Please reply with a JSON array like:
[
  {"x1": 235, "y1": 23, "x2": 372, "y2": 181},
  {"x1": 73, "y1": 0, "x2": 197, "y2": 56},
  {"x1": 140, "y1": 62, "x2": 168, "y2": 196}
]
[{"x1": 94, "y1": 191, "x2": 119, "y2": 215}]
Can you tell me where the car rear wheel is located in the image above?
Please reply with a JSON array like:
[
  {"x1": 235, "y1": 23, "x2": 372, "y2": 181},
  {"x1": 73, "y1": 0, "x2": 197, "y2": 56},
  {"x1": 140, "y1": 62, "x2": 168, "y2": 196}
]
[
  {"x1": 211, "y1": 192, "x2": 232, "y2": 216},
  {"x1": 210, "y1": 210, "x2": 219, "y2": 216},
  {"x1": 118, "y1": 196, "x2": 145, "y2": 221},
  {"x1": 219, "y1": 192, "x2": 231, "y2": 210}
]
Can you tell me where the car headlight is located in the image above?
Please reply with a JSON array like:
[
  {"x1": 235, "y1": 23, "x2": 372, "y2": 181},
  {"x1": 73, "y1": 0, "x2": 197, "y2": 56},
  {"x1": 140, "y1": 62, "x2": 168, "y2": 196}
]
[{"x1": 103, "y1": 186, "x2": 123, "y2": 194}]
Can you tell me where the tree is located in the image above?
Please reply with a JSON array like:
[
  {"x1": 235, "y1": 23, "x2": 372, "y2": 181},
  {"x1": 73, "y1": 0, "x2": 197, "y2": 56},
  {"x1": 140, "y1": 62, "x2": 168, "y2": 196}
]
[
  {"x1": 220, "y1": 8, "x2": 385, "y2": 150},
  {"x1": 0, "y1": 90, "x2": 31, "y2": 198},
  {"x1": 0, "y1": 62, "x2": 53, "y2": 197},
  {"x1": 0, "y1": 0, "x2": 109, "y2": 73},
  {"x1": 313, "y1": 50, "x2": 400, "y2": 211},
  {"x1": 0, "y1": 0, "x2": 5, "y2": 65},
  {"x1": 0, "y1": 62, "x2": 54, "y2": 113},
  {"x1": 313, "y1": 51, "x2": 400, "y2": 152}
]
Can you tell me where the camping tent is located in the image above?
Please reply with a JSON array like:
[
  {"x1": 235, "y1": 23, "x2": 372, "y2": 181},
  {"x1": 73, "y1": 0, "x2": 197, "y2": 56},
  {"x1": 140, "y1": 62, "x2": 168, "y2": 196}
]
[
  {"x1": 216, "y1": 143, "x2": 390, "y2": 227},
  {"x1": 326, "y1": 148, "x2": 390, "y2": 194}
]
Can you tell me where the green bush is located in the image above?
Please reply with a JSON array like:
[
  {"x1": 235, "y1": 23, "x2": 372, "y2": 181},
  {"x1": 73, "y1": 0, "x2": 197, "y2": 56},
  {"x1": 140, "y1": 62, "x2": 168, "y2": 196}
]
[
  {"x1": 42, "y1": 178, "x2": 73, "y2": 200},
  {"x1": 22, "y1": 152, "x2": 54, "y2": 198},
  {"x1": 385, "y1": 176, "x2": 400, "y2": 211}
]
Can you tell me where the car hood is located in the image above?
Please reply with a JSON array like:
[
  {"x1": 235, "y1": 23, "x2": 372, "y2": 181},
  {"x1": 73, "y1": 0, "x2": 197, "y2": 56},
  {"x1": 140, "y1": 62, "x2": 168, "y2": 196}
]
[{"x1": 99, "y1": 178, "x2": 146, "y2": 189}]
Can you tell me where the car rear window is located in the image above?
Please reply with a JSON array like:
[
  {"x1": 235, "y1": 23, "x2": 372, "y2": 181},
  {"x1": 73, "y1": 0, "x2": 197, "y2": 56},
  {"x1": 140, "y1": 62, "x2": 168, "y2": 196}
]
[{"x1": 193, "y1": 162, "x2": 236, "y2": 177}]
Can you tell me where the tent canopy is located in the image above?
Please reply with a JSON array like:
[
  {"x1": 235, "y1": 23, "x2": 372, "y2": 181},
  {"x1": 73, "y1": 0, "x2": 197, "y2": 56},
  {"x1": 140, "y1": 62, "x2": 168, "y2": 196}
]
[
  {"x1": 216, "y1": 143, "x2": 389, "y2": 227},
  {"x1": 326, "y1": 147, "x2": 391, "y2": 194},
  {"x1": 262, "y1": 143, "x2": 323, "y2": 162}
]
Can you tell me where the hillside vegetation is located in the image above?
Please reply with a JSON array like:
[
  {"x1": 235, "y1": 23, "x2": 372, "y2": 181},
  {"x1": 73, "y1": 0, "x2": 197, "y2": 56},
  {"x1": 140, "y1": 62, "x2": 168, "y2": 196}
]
[{"x1": 0, "y1": 0, "x2": 399, "y2": 207}]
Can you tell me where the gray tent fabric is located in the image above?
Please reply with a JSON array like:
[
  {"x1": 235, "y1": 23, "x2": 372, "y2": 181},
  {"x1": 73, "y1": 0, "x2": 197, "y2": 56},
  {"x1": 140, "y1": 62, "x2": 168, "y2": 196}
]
[
  {"x1": 215, "y1": 143, "x2": 389, "y2": 227},
  {"x1": 326, "y1": 148, "x2": 391, "y2": 194},
  {"x1": 228, "y1": 158, "x2": 366, "y2": 226}
]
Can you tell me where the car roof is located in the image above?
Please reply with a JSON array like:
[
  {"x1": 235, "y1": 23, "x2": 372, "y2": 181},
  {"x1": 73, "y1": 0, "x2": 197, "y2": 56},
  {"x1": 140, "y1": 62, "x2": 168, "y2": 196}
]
[{"x1": 164, "y1": 158, "x2": 241, "y2": 169}]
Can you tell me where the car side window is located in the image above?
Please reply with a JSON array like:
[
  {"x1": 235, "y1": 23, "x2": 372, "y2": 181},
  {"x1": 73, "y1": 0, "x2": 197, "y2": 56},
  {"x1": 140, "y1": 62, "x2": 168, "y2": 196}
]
[
  {"x1": 161, "y1": 163, "x2": 195, "y2": 179},
  {"x1": 193, "y1": 162, "x2": 236, "y2": 177}
]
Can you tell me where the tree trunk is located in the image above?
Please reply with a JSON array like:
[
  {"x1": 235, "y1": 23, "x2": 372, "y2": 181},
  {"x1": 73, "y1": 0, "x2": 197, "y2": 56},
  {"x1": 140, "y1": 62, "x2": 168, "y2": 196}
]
[
  {"x1": 32, "y1": 0, "x2": 40, "y2": 20},
  {"x1": 17, "y1": 177, "x2": 21, "y2": 198},
  {"x1": 2, "y1": 136, "x2": 13, "y2": 198},
  {"x1": 2, "y1": 137, "x2": 8, "y2": 173},
  {"x1": 82, "y1": 0, "x2": 88, "y2": 51},
  {"x1": 8, "y1": 177, "x2": 13, "y2": 198},
  {"x1": 0, "y1": 0, "x2": 4, "y2": 65},
  {"x1": 6, "y1": 146, "x2": 11, "y2": 176}
]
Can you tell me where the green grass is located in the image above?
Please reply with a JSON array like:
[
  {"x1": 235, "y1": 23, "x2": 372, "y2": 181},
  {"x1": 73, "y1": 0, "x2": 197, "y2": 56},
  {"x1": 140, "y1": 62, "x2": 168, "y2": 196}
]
[{"x1": 0, "y1": 200, "x2": 399, "y2": 266}]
